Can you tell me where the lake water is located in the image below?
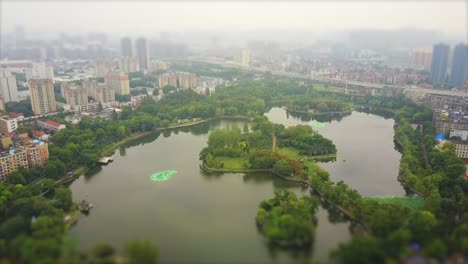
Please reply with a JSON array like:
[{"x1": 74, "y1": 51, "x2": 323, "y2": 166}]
[{"x1": 69, "y1": 108, "x2": 402, "y2": 263}]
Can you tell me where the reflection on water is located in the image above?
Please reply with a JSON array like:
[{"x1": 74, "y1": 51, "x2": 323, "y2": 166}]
[
  {"x1": 265, "y1": 107, "x2": 404, "y2": 197},
  {"x1": 69, "y1": 110, "x2": 401, "y2": 263}
]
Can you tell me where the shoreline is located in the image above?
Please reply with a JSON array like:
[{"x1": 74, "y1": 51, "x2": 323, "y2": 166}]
[
  {"x1": 284, "y1": 107, "x2": 353, "y2": 116},
  {"x1": 200, "y1": 162, "x2": 366, "y2": 230}
]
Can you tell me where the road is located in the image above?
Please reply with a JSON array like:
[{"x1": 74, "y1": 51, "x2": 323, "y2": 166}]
[{"x1": 184, "y1": 57, "x2": 468, "y2": 97}]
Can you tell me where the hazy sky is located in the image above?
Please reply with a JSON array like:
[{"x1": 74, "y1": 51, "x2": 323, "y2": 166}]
[{"x1": 1, "y1": 1, "x2": 466, "y2": 37}]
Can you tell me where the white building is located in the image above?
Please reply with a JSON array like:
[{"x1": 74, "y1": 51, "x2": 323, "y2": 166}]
[
  {"x1": 450, "y1": 130, "x2": 468, "y2": 141},
  {"x1": 241, "y1": 48, "x2": 250, "y2": 66},
  {"x1": 0, "y1": 69, "x2": 19, "y2": 102},
  {"x1": 0, "y1": 117, "x2": 18, "y2": 134}
]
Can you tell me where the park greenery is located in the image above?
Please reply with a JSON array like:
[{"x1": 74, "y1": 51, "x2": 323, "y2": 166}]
[
  {"x1": 170, "y1": 61, "x2": 256, "y2": 80},
  {"x1": 1, "y1": 78, "x2": 467, "y2": 263},
  {"x1": 256, "y1": 190, "x2": 320, "y2": 247},
  {"x1": 200, "y1": 116, "x2": 336, "y2": 175}
]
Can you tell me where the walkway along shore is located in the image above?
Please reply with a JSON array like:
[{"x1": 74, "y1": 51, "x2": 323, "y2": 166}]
[{"x1": 200, "y1": 162, "x2": 368, "y2": 231}]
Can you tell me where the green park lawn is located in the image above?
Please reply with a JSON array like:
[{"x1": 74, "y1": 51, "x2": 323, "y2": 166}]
[{"x1": 363, "y1": 196, "x2": 425, "y2": 213}]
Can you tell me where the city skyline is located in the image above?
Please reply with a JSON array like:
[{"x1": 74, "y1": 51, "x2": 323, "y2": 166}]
[{"x1": 1, "y1": 2, "x2": 466, "y2": 39}]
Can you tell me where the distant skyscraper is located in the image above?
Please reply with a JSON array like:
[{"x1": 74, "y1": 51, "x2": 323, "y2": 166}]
[
  {"x1": 430, "y1": 43, "x2": 450, "y2": 84},
  {"x1": 136, "y1": 38, "x2": 150, "y2": 70},
  {"x1": 121, "y1": 37, "x2": 133, "y2": 58},
  {"x1": 0, "y1": 69, "x2": 19, "y2": 102},
  {"x1": 25, "y1": 63, "x2": 54, "y2": 81},
  {"x1": 241, "y1": 48, "x2": 250, "y2": 66},
  {"x1": 450, "y1": 43, "x2": 468, "y2": 88},
  {"x1": 28, "y1": 78, "x2": 57, "y2": 115},
  {"x1": 14, "y1": 25, "x2": 25, "y2": 47}
]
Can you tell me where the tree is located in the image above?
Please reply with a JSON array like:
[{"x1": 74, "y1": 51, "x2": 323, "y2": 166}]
[
  {"x1": 273, "y1": 160, "x2": 293, "y2": 176},
  {"x1": 408, "y1": 210, "x2": 437, "y2": 243},
  {"x1": 332, "y1": 237, "x2": 386, "y2": 264},
  {"x1": 91, "y1": 243, "x2": 115, "y2": 259},
  {"x1": 424, "y1": 239, "x2": 447, "y2": 260},
  {"x1": 53, "y1": 187, "x2": 72, "y2": 211},
  {"x1": 125, "y1": 239, "x2": 158, "y2": 264}
]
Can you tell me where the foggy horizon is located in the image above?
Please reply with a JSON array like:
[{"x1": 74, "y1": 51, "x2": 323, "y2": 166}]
[{"x1": 1, "y1": 1, "x2": 466, "y2": 41}]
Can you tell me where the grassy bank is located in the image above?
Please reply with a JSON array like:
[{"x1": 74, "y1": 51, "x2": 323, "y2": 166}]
[
  {"x1": 277, "y1": 147, "x2": 336, "y2": 161},
  {"x1": 363, "y1": 196, "x2": 425, "y2": 213}
]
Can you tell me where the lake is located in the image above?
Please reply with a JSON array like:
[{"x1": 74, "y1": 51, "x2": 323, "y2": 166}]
[{"x1": 69, "y1": 107, "x2": 402, "y2": 263}]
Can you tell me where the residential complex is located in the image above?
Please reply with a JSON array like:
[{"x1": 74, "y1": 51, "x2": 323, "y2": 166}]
[
  {"x1": 0, "y1": 138, "x2": 49, "y2": 181},
  {"x1": 94, "y1": 59, "x2": 114, "y2": 77},
  {"x1": 119, "y1": 57, "x2": 140, "y2": 73},
  {"x1": 450, "y1": 43, "x2": 468, "y2": 88},
  {"x1": 159, "y1": 72, "x2": 197, "y2": 89},
  {"x1": 64, "y1": 85, "x2": 88, "y2": 108},
  {"x1": 28, "y1": 78, "x2": 57, "y2": 115},
  {"x1": 105, "y1": 71, "x2": 130, "y2": 95},
  {"x1": 410, "y1": 48, "x2": 432, "y2": 69},
  {"x1": 95, "y1": 82, "x2": 116, "y2": 103}
]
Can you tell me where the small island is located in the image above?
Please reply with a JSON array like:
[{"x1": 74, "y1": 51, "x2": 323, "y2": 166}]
[
  {"x1": 256, "y1": 190, "x2": 320, "y2": 247},
  {"x1": 199, "y1": 115, "x2": 337, "y2": 176}
]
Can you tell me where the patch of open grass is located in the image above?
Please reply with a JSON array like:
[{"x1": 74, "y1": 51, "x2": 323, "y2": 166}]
[
  {"x1": 363, "y1": 196, "x2": 425, "y2": 213},
  {"x1": 215, "y1": 156, "x2": 249, "y2": 170}
]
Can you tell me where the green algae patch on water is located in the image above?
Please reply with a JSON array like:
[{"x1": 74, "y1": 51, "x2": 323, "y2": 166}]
[
  {"x1": 151, "y1": 170, "x2": 177, "y2": 182},
  {"x1": 309, "y1": 120, "x2": 325, "y2": 128}
]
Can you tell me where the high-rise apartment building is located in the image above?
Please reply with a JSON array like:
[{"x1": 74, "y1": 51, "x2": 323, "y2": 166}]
[
  {"x1": 136, "y1": 38, "x2": 150, "y2": 70},
  {"x1": 105, "y1": 72, "x2": 130, "y2": 95},
  {"x1": 430, "y1": 43, "x2": 450, "y2": 84},
  {"x1": 95, "y1": 82, "x2": 115, "y2": 103},
  {"x1": 411, "y1": 48, "x2": 432, "y2": 69},
  {"x1": 64, "y1": 86, "x2": 88, "y2": 108},
  {"x1": 121, "y1": 37, "x2": 133, "y2": 58},
  {"x1": 94, "y1": 59, "x2": 114, "y2": 77},
  {"x1": 0, "y1": 69, "x2": 19, "y2": 102},
  {"x1": 28, "y1": 78, "x2": 57, "y2": 115},
  {"x1": 450, "y1": 43, "x2": 468, "y2": 88},
  {"x1": 159, "y1": 72, "x2": 197, "y2": 89},
  {"x1": 82, "y1": 80, "x2": 98, "y2": 99},
  {"x1": 241, "y1": 48, "x2": 250, "y2": 66},
  {"x1": 119, "y1": 57, "x2": 140, "y2": 73}
]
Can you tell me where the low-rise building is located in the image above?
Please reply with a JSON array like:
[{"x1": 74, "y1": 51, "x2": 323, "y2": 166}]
[
  {"x1": 25, "y1": 140, "x2": 49, "y2": 167},
  {"x1": 449, "y1": 130, "x2": 468, "y2": 141},
  {"x1": 0, "y1": 117, "x2": 18, "y2": 134},
  {"x1": 36, "y1": 120, "x2": 66, "y2": 133},
  {"x1": 453, "y1": 141, "x2": 468, "y2": 159},
  {"x1": 0, "y1": 139, "x2": 49, "y2": 181},
  {"x1": 32, "y1": 130, "x2": 49, "y2": 141},
  {"x1": 0, "y1": 149, "x2": 28, "y2": 181}
]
